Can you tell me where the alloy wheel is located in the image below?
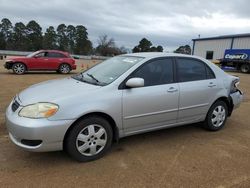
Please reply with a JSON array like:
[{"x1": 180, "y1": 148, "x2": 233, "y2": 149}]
[
  {"x1": 76, "y1": 124, "x2": 107, "y2": 156},
  {"x1": 60, "y1": 64, "x2": 70, "y2": 74},
  {"x1": 211, "y1": 105, "x2": 226, "y2": 127},
  {"x1": 13, "y1": 63, "x2": 25, "y2": 74}
]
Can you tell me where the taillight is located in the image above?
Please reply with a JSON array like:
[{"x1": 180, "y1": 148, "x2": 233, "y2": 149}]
[{"x1": 230, "y1": 79, "x2": 240, "y2": 93}]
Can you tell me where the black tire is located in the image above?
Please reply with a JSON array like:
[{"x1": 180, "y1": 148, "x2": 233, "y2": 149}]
[
  {"x1": 240, "y1": 64, "x2": 250, "y2": 73},
  {"x1": 65, "y1": 116, "x2": 113, "y2": 162},
  {"x1": 203, "y1": 101, "x2": 228, "y2": 131},
  {"x1": 12, "y1": 63, "x2": 26, "y2": 74},
  {"x1": 58, "y1": 63, "x2": 71, "y2": 74}
]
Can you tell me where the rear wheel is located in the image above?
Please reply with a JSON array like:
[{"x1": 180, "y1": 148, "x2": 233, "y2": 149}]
[
  {"x1": 203, "y1": 101, "x2": 228, "y2": 131},
  {"x1": 12, "y1": 63, "x2": 26, "y2": 74},
  {"x1": 65, "y1": 116, "x2": 113, "y2": 162},
  {"x1": 240, "y1": 64, "x2": 250, "y2": 73},
  {"x1": 58, "y1": 63, "x2": 71, "y2": 74}
]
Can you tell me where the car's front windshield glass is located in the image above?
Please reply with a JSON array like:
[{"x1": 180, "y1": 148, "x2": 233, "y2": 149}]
[
  {"x1": 72, "y1": 56, "x2": 144, "y2": 86},
  {"x1": 26, "y1": 51, "x2": 40, "y2": 58}
]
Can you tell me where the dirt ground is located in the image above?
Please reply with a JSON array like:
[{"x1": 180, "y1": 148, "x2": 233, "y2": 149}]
[{"x1": 0, "y1": 59, "x2": 250, "y2": 188}]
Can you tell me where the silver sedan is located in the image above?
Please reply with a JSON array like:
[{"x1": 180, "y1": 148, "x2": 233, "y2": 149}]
[{"x1": 6, "y1": 53, "x2": 243, "y2": 162}]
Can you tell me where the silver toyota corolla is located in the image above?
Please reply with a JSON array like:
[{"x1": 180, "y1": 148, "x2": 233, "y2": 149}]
[{"x1": 6, "y1": 53, "x2": 243, "y2": 162}]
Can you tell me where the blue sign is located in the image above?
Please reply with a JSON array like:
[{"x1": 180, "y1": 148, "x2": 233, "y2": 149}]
[{"x1": 224, "y1": 49, "x2": 250, "y2": 61}]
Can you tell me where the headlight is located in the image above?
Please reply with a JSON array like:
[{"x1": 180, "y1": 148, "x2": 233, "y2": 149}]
[{"x1": 19, "y1": 103, "x2": 59, "y2": 118}]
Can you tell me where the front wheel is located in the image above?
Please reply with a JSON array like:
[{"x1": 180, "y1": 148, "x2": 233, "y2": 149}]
[
  {"x1": 58, "y1": 63, "x2": 71, "y2": 74},
  {"x1": 203, "y1": 101, "x2": 228, "y2": 131},
  {"x1": 12, "y1": 63, "x2": 26, "y2": 74},
  {"x1": 65, "y1": 116, "x2": 113, "y2": 162}
]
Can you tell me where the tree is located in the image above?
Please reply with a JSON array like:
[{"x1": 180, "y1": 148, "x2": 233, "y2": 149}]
[
  {"x1": 74, "y1": 25, "x2": 92, "y2": 55},
  {"x1": 26, "y1": 20, "x2": 43, "y2": 51},
  {"x1": 12, "y1": 22, "x2": 27, "y2": 51},
  {"x1": 132, "y1": 46, "x2": 140, "y2": 53},
  {"x1": 174, "y1": 45, "x2": 191, "y2": 54},
  {"x1": 67, "y1": 25, "x2": 76, "y2": 53},
  {"x1": 138, "y1": 38, "x2": 152, "y2": 52},
  {"x1": 96, "y1": 34, "x2": 118, "y2": 56},
  {"x1": 0, "y1": 18, "x2": 13, "y2": 50},
  {"x1": 0, "y1": 31, "x2": 5, "y2": 50},
  {"x1": 57, "y1": 24, "x2": 68, "y2": 51},
  {"x1": 119, "y1": 46, "x2": 128, "y2": 54},
  {"x1": 132, "y1": 38, "x2": 164, "y2": 53},
  {"x1": 43, "y1": 26, "x2": 57, "y2": 49},
  {"x1": 156, "y1": 45, "x2": 163, "y2": 52}
]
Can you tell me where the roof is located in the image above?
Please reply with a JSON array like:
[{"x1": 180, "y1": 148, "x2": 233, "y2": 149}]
[
  {"x1": 192, "y1": 33, "x2": 250, "y2": 41},
  {"x1": 123, "y1": 52, "x2": 198, "y2": 59},
  {"x1": 39, "y1": 49, "x2": 69, "y2": 54}
]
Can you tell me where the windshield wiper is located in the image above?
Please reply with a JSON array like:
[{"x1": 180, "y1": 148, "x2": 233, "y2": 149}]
[
  {"x1": 80, "y1": 72, "x2": 85, "y2": 80},
  {"x1": 87, "y1": 73, "x2": 99, "y2": 83}
]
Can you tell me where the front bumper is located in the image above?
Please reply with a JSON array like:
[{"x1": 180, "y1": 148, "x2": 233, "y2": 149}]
[
  {"x1": 230, "y1": 90, "x2": 243, "y2": 109},
  {"x1": 5, "y1": 100, "x2": 75, "y2": 152},
  {"x1": 4, "y1": 62, "x2": 12, "y2": 69}
]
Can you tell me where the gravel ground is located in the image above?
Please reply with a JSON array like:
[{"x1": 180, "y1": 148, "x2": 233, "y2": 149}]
[{"x1": 0, "y1": 59, "x2": 249, "y2": 187}]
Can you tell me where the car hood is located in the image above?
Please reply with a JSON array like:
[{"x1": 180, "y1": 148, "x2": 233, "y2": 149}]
[{"x1": 18, "y1": 77, "x2": 101, "y2": 105}]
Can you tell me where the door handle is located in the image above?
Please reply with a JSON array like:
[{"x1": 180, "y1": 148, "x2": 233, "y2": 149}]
[
  {"x1": 167, "y1": 87, "x2": 178, "y2": 93},
  {"x1": 44, "y1": 59, "x2": 49, "y2": 61},
  {"x1": 208, "y1": 82, "x2": 216, "y2": 88}
]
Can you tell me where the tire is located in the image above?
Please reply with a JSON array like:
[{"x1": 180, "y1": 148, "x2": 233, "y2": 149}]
[
  {"x1": 58, "y1": 63, "x2": 71, "y2": 74},
  {"x1": 65, "y1": 116, "x2": 113, "y2": 162},
  {"x1": 203, "y1": 101, "x2": 228, "y2": 131},
  {"x1": 240, "y1": 64, "x2": 250, "y2": 73},
  {"x1": 12, "y1": 63, "x2": 26, "y2": 74}
]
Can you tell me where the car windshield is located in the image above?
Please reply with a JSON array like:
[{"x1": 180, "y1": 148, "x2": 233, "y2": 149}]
[
  {"x1": 26, "y1": 51, "x2": 41, "y2": 58},
  {"x1": 72, "y1": 56, "x2": 144, "y2": 86}
]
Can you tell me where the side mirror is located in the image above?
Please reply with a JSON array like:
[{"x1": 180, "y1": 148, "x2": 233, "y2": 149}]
[{"x1": 126, "y1": 78, "x2": 144, "y2": 88}]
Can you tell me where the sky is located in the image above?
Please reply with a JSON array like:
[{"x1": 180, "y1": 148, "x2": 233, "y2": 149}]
[{"x1": 0, "y1": 0, "x2": 250, "y2": 51}]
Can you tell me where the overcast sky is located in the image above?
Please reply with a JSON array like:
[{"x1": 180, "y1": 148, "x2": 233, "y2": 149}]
[{"x1": 0, "y1": 0, "x2": 250, "y2": 51}]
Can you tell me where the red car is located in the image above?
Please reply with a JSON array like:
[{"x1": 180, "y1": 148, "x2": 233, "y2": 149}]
[{"x1": 4, "y1": 50, "x2": 77, "y2": 74}]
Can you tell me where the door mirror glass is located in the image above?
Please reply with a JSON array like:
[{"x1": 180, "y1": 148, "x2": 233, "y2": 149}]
[{"x1": 126, "y1": 78, "x2": 144, "y2": 88}]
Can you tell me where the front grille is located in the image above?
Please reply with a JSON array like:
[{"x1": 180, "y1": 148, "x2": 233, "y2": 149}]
[{"x1": 11, "y1": 100, "x2": 20, "y2": 112}]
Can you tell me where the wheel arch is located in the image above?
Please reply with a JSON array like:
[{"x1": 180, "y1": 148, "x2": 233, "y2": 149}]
[
  {"x1": 63, "y1": 112, "x2": 119, "y2": 150},
  {"x1": 210, "y1": 96, "x2": 233, "y2": 117},
  {"x1": 11, "y1": 61, "x2": 28, "y2": 70},
  {"x1": 58, "y1": 62, "x2": 72, "y2": 70}
]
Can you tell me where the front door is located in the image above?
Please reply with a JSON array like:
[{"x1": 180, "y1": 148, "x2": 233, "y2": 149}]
[
  {"x1": 29, "y1": 51, "x2": 48, "y2": 69},
  {"x1": 122, "y1": 57, "x2": 179, "y2": 135}
]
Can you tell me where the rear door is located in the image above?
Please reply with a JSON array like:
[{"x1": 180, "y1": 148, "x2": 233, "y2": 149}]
[
  {"x1": 176, "y1": 57, "x2": 218, "y2": 123},
  {"x1": 47, "y1": 52, "x2": 66, "y2": 70},
  {"x1": 122, "y1": 57, "x2": 179, "y2": 134}
]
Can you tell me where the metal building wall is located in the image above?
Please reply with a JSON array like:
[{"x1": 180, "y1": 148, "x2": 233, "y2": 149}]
[
  {"x1": 193, "y1": 39, "x2": 231, "y2": 60},
  {"x1": 233, "y1": 37, "x2": 250, "y2": 49}
]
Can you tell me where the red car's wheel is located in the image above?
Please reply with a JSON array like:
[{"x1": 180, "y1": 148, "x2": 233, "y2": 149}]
[
  {"x1": 12, "y1": 63, "x2": 26, "y2": 75},
  {"x1": 58, "y1": 63, "x2": 71, "y2": 74}
]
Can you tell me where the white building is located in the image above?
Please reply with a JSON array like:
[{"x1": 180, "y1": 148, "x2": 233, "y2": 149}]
[{"x1": 192, "y1": 33, "x2": 250, "y2": 61}]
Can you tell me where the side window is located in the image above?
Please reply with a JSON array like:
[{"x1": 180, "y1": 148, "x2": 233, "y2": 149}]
[
  {"x1": 177, "y1": 58, "x2": 206, "y2": 82},
  {"x1": 131, "y1": 58, "x2": 174, "y2": 87},
  {"x1": 47, "y1": 52, "x2": 66, "y2": 58},
  {"x1": 206, "y1": 66, "x2": 216, "y2": 79},
  {"x1": 35, "y1": 52, "x2": 46, "y2": 58}
]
